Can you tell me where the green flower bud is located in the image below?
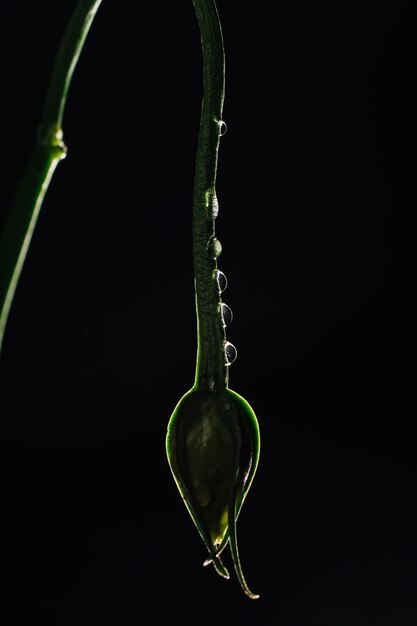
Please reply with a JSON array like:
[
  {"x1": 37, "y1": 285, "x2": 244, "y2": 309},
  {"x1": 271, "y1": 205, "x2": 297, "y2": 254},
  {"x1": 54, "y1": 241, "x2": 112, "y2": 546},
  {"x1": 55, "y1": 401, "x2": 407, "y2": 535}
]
[{"x1": 166, "y1": 386, "x2": 260, "y2": 599}]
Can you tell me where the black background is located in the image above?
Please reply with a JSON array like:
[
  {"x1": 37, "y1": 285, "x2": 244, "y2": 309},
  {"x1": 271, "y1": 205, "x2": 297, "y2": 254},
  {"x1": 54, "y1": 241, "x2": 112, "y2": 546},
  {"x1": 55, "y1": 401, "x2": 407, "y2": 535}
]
[{"x1": 0, "y1": 1, "x2": 416, "y2": 624}]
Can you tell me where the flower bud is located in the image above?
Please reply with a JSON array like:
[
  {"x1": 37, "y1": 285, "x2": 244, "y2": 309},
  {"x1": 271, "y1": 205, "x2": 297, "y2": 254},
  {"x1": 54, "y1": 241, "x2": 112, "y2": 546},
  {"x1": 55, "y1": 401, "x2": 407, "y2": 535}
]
[{"x1": 166, "y1": 386, "x2": 260, "y2": 598}]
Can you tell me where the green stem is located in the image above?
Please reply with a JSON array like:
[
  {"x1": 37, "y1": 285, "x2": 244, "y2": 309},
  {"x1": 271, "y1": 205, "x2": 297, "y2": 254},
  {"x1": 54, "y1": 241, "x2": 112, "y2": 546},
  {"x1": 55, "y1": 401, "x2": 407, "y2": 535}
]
[
  {"x1": 0, "y1": 0, "x2": 103, "y2": 354},
  {"x1": 192, "y1": 0, "x2": 229, "y2": 392}
]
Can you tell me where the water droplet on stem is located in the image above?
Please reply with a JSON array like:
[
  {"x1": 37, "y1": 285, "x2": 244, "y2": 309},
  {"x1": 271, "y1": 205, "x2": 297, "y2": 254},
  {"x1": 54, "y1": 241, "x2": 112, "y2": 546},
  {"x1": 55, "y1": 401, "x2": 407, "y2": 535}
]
[
  {"x1": 218, "y1": 120, "x2": 227, "y2": 136},
  {"x1": 208, "y1": 237, "x2": 222, "y2": 259},
  {"x1": 213, "y1": 270, "x2": 228, "y2": 293},
  {"x1": 219, "y1": 303, "x2": 233, "y2": 327},
  {"x1": 224, "y1": 341, "x2": 237, "y2": 365}
]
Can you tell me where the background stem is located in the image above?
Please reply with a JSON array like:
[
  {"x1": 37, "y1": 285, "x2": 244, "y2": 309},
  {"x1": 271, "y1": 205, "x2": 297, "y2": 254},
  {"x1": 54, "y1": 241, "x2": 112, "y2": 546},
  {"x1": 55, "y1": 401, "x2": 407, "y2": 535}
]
[{"x1": 0, "y1": 0, "x2": 103, "y2": 354}]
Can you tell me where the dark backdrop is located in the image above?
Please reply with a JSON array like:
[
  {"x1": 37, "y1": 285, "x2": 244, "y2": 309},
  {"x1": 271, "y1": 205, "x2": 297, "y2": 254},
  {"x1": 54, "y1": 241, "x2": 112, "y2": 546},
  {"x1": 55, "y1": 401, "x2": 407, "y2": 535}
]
[{"x1": 0, "y1": 1, "x2": 416, "y2": 624}]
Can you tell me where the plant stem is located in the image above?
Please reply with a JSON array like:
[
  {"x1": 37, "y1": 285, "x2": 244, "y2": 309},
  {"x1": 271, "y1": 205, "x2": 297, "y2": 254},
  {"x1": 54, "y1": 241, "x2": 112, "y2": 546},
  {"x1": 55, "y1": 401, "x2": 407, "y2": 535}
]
[
  {"x1": 192, "y1": 0, "x2": 228, "y2": 392},
  {"x1": 0, "y1": 0, "x2": 103, "y2": 354}
]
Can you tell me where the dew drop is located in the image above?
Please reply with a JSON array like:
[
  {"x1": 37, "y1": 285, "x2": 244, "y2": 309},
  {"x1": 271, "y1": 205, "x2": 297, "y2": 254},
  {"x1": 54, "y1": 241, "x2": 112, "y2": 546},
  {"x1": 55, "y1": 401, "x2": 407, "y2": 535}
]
[
  {"x1": 218, "y1": 120, "x2": 227, "y2": 136},
  {"x1": 224, "y1": 341, "x2": 237, "y2": 365},
  {"x1": 208, "y1": 237, "x2": 222, "y2": 259},
  {"x1": 205, "y1": 190, "x2": 219, "y2": 219},
  {"x1": 211, "y1": 193, "x2": 219, "y2": 219},
  {"x1": 214, "y1": 270, "x2": 228, "y2": 293},
  {"x1": 219, "y1": 303, "x2": 233, "y2": 327}
]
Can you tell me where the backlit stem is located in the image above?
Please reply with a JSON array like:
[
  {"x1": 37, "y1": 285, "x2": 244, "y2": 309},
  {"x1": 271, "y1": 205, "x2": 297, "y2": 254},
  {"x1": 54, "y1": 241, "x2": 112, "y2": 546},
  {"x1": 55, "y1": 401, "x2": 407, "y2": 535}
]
[
  {"x1": 192, "y1": 0, "x2": 227, "y2": 392},
  {"x1": 0, "y1": 0, "x2": 103, "y2": 354}
]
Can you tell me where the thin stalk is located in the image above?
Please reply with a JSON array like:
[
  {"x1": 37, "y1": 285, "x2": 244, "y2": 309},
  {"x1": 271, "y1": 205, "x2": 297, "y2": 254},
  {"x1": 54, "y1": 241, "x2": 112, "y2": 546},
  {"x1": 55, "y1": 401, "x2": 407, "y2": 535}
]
[
  {"x1": 0, "y1": 0, "x2": 103, "y2": 354},
  {"x1": 192, "y1": 0, "x2": 228, "y2": 392}
]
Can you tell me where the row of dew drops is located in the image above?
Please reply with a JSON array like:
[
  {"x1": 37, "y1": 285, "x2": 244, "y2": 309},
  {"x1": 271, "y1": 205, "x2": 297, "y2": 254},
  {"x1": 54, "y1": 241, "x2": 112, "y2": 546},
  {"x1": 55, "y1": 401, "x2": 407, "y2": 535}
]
[
  {"x1": 214, "y1": 269, "x2": 237, "y2": 366},
  {"x1": 214, "y1": 119, "x2": 237, "y2": 368}
]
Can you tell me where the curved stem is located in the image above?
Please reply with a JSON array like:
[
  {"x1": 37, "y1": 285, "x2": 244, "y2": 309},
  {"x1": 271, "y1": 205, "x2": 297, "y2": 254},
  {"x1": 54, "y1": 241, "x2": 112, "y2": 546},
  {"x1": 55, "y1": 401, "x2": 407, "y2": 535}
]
[
  {"x1": 0, "y1": 0, "x2": 103, "y2": 354},
  {"x1": 192, "y1": 0, "x2": 228, "y2": 392},
  {"x1": 41, "y1": 0, "x2": 103, "y2": 137}
]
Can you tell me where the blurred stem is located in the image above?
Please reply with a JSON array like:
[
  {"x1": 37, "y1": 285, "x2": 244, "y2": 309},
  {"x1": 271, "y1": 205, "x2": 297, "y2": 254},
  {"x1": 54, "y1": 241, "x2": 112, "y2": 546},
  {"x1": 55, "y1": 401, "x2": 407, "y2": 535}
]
[{"x1": 0, "y1": 0, "x2": 103, "y2": 354}]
